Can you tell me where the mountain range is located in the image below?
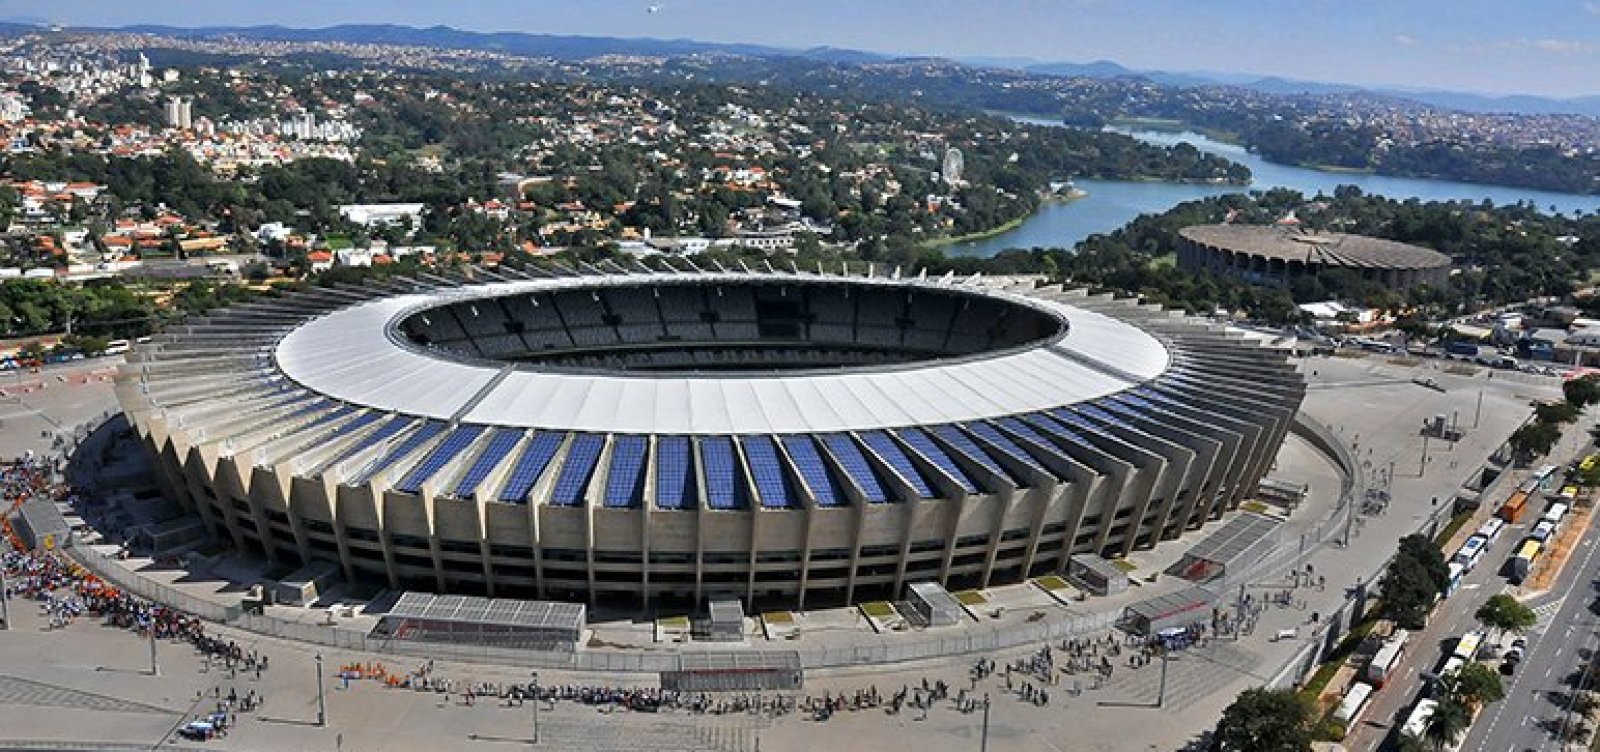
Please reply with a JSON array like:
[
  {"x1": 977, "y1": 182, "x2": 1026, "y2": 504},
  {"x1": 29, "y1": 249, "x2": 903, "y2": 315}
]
[{"x1": 23, "y1": 21, "x2": 1600, "y2": 118}]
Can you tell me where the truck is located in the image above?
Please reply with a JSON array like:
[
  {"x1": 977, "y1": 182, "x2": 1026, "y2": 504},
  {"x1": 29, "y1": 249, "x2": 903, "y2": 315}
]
[
  {"x1": 1445, "y1": 341, "x2": 1481, "y2": 358},
  {"x1": 1499, "y1": 491, "x2": 1530, "y2": 523}
]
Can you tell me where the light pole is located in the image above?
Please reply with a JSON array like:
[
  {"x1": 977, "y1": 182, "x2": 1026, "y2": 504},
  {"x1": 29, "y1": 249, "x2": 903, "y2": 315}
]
[
  {"x1": 148, "y1": 619, "x2": 158, "y2": 676},
  {"x1": 979, "y1": 693, "x2": 990, "y2": 752},
  {"x1": 0, "y1": 567, "x2": 9, "y2": 631},
  {"x1": 530, "y1": 670, "x2": 539, "y2": 745},
  {"x1": 315, "y1": 653, "x2": 326, "y2": 727}
]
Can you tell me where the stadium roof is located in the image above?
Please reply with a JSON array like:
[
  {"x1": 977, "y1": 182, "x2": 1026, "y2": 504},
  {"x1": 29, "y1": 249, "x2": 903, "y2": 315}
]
[
  {"x1": 1179, "y1": 224, "x2": 1451, "y2": 271},
  {"x1": 273, "y1": 272, "x2": 1171, "y2": 435}
]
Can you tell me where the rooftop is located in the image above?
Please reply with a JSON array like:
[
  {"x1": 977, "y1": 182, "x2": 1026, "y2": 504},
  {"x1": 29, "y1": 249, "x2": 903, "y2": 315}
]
[{"x1": 1179, "y1": 224, "x2": 1451, "y2": 271}]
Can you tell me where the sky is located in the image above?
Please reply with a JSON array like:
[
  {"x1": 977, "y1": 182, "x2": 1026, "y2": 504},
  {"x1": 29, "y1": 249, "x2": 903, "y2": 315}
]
[{"x1": 7, "y1": 0, "x2": 1600, "y2": 98}]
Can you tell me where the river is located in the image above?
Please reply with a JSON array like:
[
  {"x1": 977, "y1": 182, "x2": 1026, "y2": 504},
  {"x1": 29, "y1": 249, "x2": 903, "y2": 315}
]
[{"x1": 944, "y1": 118, "x2": 1600, "y2": 258}]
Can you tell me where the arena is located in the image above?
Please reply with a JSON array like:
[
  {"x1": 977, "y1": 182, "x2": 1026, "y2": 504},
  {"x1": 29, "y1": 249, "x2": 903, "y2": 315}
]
[
  {"x1": 1176, "y1": 224, "x2": 1452, "y2": 290},
  {"x1": 115, "y1": 268, "x2": 1304, "y2": 612}
]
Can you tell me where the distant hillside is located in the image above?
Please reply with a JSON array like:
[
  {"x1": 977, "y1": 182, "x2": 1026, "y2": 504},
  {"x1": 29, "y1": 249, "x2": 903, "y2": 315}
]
[
  {"x1": 62, "y1": 22, "x2": 1600, "y2": 118},
  {"x1": 110, "y1": 23, "x2": 860, "y2": 62}
]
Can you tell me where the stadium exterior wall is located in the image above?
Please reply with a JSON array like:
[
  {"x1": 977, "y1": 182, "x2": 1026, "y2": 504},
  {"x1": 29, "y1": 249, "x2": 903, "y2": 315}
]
[{"x1": 116, "y1": 274, "x2": 1304, "y2": 612}]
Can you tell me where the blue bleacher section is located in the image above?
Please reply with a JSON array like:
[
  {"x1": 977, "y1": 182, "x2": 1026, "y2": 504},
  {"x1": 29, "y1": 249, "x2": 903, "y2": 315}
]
[
  {"x1": 356, "y1": 420, "x2": 447, "y2": 483},
  {"x1": 700, "y1": 436, "x2": 746, "y2": 510},
  {"x1": 859, "y1": 431, "x2": 934, "y2": 498},
  {"x1": 781, "y1": 435, "x2": 847, "y2": 507},
  {"x1": 820, "y1": 433, "x2": 890, "y2": 502},
  {"x1": 895, "y1": 427, "x2": 979, "y2": 493},
  {"x1": 497, "y1": 431, "x2": 566, "y2": 503},
  {"x1": 655, "y1": 436, "x2": 695, "y2": 510},
  {"x1": 550, "y1": 433, "x2": 605, "y2": 506},
  {"x1": 742, "y1": 436, "x2": 797, "y2": 509},
  {"x1": 453, "y1": 429, "x2": 524, "y2": 498},
  {"x1": 988, "y1": 418, "x2": 1064, "y2": 477},
  {"x1": 602, "y1": 435, "x2": 649, "y2": 508},
  {"x1": 329, "y1": 414, "x2": 414, "y2": 468},
  {"x1": 930, "y1": 424, "x2": 1012, "y2": 486},
  {"x1": 397, "y1": 425, "x2": 486, "y2": 494}
]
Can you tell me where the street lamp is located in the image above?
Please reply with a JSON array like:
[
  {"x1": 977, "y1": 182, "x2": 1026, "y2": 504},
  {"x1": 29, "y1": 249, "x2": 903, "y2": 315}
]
[
  {"x1": 530, "y1": 670, "x2": 540, "y2": 745},
  {"x1": 315, "y1": 653, "x2": 326, "y2": 727}
]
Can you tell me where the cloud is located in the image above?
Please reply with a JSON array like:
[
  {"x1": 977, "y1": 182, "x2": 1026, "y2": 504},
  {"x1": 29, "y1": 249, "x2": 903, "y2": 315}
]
[
  {"x1": 1393, "y1": 34, "x2": 1416, "y2": 46},
  {"x1": 1533, "y1": 38, "x2": 1592, "y2": 54}
]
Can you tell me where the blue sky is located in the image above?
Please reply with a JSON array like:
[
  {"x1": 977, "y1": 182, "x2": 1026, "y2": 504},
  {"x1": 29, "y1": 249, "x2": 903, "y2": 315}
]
[{"x1": 9, "y1": 0, "x2": 1600, "y2": 97}]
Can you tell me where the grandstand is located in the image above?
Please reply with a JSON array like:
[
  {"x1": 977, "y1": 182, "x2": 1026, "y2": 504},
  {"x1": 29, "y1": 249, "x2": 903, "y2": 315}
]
[{"x1": 116, "y1": 268, "x2": 1303, "y2": 611}]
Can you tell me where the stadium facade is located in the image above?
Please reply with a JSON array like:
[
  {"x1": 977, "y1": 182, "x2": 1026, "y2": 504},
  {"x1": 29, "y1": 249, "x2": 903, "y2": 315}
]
[
  {"x1": 1177, "y1": 224, "x2": 1452, "y2": 291},
  {"x1": 116, "y1": 268, "x2": 1304, "y2": 610}
]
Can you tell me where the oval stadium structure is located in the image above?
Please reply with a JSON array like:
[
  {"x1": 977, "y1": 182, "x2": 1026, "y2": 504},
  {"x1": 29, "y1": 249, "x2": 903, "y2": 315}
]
[
  {"x1": 116, "y1": 267, "x2": 1305, "y2": 610},
  {"x1": 1177, "y1": 224, "x2": 1451, "y2": 291}
]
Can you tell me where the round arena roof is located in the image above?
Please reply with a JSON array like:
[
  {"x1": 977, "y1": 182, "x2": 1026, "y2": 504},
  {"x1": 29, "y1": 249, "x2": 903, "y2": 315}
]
[
  {"x1": 1178, "y1": 224, "x2": 1451, "y2": 271},
  {"x1": 272, "y1": 273, "x2": 1171, "y2": 435}
]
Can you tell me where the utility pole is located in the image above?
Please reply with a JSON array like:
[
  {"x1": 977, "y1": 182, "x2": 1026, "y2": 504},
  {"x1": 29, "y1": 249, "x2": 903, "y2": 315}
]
[
  {"x1": 1420, "y1": 434, "x2": 1431, "y2": 476},
  {"x1": 1474, "y1": 389, "x2": 1483, "y2": 428},
  {"x1": 1156, "y1": 651, "x2": 1170, "y2": 709},
  {"x1": 0, "y1": 567, "x2": 9, "y2": 631},
  {"x1": 315, "y1": 653, "x2": 326, "y2": 727},
  {"x1": 530, "y1": 670, "x2": 540, "y2": 745},
  {"x1": 148, "y1": 620, "x2": 158, "y2": 676},
  {"x1": 979, "y1": 693, "x2": 990, "y2": 752}
]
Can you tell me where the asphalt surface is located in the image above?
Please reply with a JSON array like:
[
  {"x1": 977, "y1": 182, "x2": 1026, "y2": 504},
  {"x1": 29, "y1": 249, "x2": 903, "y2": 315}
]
[{"x1": 1463, "y1": 504, "x2": 1600, "y2": 752}]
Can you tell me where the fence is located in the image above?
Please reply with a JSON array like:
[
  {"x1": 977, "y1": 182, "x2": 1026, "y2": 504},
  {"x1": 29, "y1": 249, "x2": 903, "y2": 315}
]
[{"x1": 70, "y1": 546, "x2": 241, "y2": 623}]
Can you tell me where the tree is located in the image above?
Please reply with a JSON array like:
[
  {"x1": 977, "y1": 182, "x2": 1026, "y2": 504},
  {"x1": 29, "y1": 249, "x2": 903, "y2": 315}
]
[
  {"x1": 1534, "y1": 400, "x2": 1581, "y2": 425},
  {"x1": 1210, "y1": 687, "x2": 1314, "y2": 752},
  {"x1": 1474, "y1": 594, "x2": 1536, "y2": 642},
  {"x1": 1379, "y1": 534, "x2": 1451, "y2": 629},
  {"x1": 1508, "y1": 421, "x2": 1561, "y2": 460},
  {"x1": 1448, "y1": 662, "x2": 1505, "y2": 708},
  {"x1": 1421, "y1": 694, "x2": 1472, "y2": 752},
  {"x1": 1565, "y1": 375, "x2": 1600, "y2": 409}
]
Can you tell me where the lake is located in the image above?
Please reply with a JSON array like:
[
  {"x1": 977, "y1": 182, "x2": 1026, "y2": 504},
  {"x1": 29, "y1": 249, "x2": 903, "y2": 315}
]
[{"x1": 944, "y1": 119, "x2": 1600, "y2": 258}]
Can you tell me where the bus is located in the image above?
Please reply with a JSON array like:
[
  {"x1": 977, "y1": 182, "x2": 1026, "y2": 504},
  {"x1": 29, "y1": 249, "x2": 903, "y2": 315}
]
[
  {"x1": 1401, "y1": 697, "x2": 1468, "y2": 752},
  {"x1": 1475, "y1": 517, "x2": 1506, "y2": 548},
  {"x1": 1510, "y1": 539, "x2": 1543, "y2": 583},
  {"x1": 1453, "y1": 535, "x2": 1488, "y2": 571},
  {"x1": 1445, "y1": 562, "x2": 1465, "y2": 598},
  {"x1": 1453, "y1": 631, "x2": 1484, "y2": 662},
  {"x1": 1332, "y1": 681, "x2": 1375, "y2": 726},
  {"x1": 1542, "y1": 502, "x2": 1570, "y2": 529},
  {"x1": 1367, "y1": 629, "x2": 1411, "y2": 687},
  {"x1": 1499, "y1": 491, "x2": 1531, "y2": 523},
  {"x1": 1401, "y1": 698, "x2": 1439, "y2": 742},
  {"x1": 104, "y1": 339, "x2": 131, "y2": 355},
  {"x1": 1530, "y1": 520, "x2": 1557, "y2": 544}
]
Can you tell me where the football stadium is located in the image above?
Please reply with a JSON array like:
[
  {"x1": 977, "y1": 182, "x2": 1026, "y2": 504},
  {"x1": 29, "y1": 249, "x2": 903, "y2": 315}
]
[{"x1": 115, "y1": 268, "x2": 1304, "y2": 611}]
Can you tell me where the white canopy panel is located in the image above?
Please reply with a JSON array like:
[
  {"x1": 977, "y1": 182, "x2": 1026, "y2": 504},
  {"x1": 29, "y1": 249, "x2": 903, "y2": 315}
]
[{"x1": 272, "y1": 273, "x2": 1171, "y2": 435}]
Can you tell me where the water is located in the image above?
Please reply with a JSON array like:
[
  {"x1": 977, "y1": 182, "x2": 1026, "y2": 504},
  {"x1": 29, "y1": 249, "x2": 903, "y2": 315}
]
[{"x1": 944, "y1": 118, "x2": 1600, "y2": 257}]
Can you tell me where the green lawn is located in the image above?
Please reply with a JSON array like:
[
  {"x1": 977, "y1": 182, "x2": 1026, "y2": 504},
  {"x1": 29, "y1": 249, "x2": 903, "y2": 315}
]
[{"x1": 860, "y1": 601, "x2": 897, "y2": 619}]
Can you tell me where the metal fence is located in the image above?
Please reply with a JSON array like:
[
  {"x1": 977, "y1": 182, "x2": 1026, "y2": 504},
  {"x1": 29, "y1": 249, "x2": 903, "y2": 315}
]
[{"x1": 70, "y1": 546, "x2": 241, "y2": 623}]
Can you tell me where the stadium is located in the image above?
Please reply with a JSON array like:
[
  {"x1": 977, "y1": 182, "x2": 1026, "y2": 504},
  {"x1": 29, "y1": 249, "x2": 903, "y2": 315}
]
[
  {"x1": 1177, "y1": 224, "x2": 1452, "y2": 290},
  {"x1": 115, "y1": 267, "x2": 1304, "y2": 612}
]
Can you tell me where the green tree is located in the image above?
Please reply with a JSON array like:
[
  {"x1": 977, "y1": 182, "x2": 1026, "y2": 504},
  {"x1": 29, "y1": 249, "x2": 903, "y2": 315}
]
[
  {"x1": 1474, "y1": 594, "x2": 1536, "y2": 643},
  {"x1": 1508, "y1": 421, "x2": 1562, "y2": 460},
  {"x1": 1534, "y1": 400, "x2": 1581, "y2": 425},
  {"x1": 1210, "y1": 687, "x2": 1314, "y2": 752},
  {"x1": 1379, "y1": 534, "x2": 1450, "y2": 629},
  {"x1": 1421, "y1": 694, "x2": 1472, "y2": 752},
  {"x1": 1564, "y1": 375, "x2": 1600, "y2": 409},
  {"x1": 1447, "y1": 662, "x2": 1505, "y2": 708}
]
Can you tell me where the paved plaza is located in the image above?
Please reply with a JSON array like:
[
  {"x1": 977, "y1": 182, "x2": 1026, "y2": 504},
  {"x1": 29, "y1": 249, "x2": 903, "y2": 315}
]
[{"x1": 0, "y1": 348, "x2": 1565, "y2": 751}]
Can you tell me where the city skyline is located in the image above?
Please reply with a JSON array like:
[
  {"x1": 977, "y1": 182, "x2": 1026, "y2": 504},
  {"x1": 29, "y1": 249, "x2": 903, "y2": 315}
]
[{"x1": 4, "y1": 0, "x2": 1599, "y2": 99}]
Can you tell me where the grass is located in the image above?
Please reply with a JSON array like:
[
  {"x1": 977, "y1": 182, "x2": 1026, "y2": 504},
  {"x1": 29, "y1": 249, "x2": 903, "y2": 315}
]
[
  {"x1": 1434, "y1": 510, "x2": 1475, "y2": 548},
  {"x1": 657, "y1": 615, "x2": 690, "y2": 629},
  {"x1": 1111, "y1": 558, "x2": 1138, "y2": 573},
  {"x1": 954, "y1": 590, "x2": 989, "y2": 607},
  {"x1": 1444, "y1": 364, "x2": 1481, "y2": 376},
  {"x1": 860, "y1": 601, "x2": 897, "y2": 619},
  {"x1": 762, "y1": 611, "x2": 794, "y2": 625},
  {"x1": 922, "y1": 215, "x2": 1027, "y2": 248},
  {"x1": 1034, "y1": 575, "x2": 1070, "y2": 591},
  {"x1": 1240, "y1": 500, "x2": 1270, "y2": 515},
  {"x1": 1295, "y1": 616, "x2": 1382, "y2": 707},
  {"x1": 1147, "y1": 253, "x2": 1177, "y2": 269}
]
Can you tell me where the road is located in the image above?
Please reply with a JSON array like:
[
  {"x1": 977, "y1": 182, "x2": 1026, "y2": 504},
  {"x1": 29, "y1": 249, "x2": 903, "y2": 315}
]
[{"x1": 1463, "y1": 503, "x2": 1600, "y2": 752}]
